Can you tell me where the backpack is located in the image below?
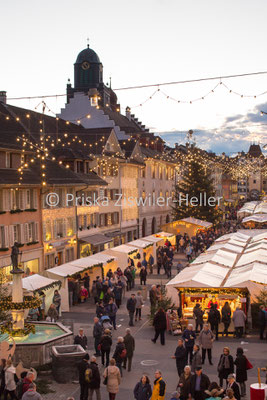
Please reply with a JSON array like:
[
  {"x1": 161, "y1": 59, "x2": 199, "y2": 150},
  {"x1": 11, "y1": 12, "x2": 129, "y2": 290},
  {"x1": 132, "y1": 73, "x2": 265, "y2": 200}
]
[
  {"x1": 85, "y1": 367, "x2": 92, "y2": 383},
  {"x1": 120, "y1": 348, "x2": 127, "y2": 359},
  {"x1": 16, "y1": 379, "x2": 24, "y2": 400}
]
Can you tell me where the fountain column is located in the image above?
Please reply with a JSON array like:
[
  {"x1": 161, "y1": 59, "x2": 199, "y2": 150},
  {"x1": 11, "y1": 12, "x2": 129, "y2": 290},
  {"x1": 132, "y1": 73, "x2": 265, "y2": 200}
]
[{"x1": 11, "y1": 270, "x2": 25, "y2": 330}]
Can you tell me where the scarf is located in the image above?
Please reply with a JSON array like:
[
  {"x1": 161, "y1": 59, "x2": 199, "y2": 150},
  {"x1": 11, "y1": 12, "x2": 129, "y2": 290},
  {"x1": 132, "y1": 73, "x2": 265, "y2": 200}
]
[{"x1": 220, "y1": 355, "x2": 230, "y2": 369}]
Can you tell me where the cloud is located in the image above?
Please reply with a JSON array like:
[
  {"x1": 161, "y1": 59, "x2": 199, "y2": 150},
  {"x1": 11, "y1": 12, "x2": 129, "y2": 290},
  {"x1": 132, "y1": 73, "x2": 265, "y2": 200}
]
[{"x1": 158, "y1": 102, "x2": 267, "y2": 155}]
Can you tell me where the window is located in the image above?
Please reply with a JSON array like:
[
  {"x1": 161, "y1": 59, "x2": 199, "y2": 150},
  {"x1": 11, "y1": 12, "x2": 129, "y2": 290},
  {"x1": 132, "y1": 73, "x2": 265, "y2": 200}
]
[
  {"x1": 28, "y1": 222, "x2": 35, "y2": 242},
  {"x1": 67, "y1": 217, "x2": 75, "y2": 236},
  {"x1": 100, "y1": 214, "x2": 105, "y2": 227},
  {"x1": 11, "y1": 190, "x2": 19, "y2": 210},
  {"x1": 142, "y1": 190, "x2": 146, "y2": 200},
  {"x1": 54, "y1": 219, "x2": 65, "y2": 238},
  {"x1": 112, "y1": 212, "x2": 119, "y2": 224},
  {"x1": 0, "y1": 226, "x2": 8, "y2": 248},
  {"x1": 26, "y1": 190, "x2": 31, "y2": 209},
  {"x1": 45, "y1": 254, "x2": 55, "y2": 270},
  {"x1": 159, "y1": 166, "x2": 162, "y2": 180},
  {"x1": 13, "y1": 225, "x2": 20, "y2": 243},
  {"x1": 6, "y1": 153, "x2": 10, "y2": 168},
  {"x1": 66, "y1": 248, "x2": 74, "y2": 263},
  {"x1": 151, "y1": 164, "x2": 155, "y2": 179},
  {"x1": 141, "y1": 167, "x2": 146, "y2": 178},
  {"x1": 107, "y1": 213, "x2": 112, "y2": 226},
  {"x1": 253, "y1": 180, "x2": 256, "y2": 184}
]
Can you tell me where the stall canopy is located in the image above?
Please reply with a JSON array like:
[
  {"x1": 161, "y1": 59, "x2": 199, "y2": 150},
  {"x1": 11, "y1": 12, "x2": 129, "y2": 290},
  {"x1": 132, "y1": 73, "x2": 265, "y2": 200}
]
[
  {"x1": 242, "y1": 214, "x2": 267, "y2": 224},
  {"x1": 142, "y1": 235, "x2": 165, "y2": 260},
  {"x1": 21, "y1": 274, "x2": 61, "y2": 292},
  {"x1": 127, "y1": 239, "x2": 153, "y2": 249},
  {"x1": 153, "y1": 231, "x2": 176, "y2": 245},
  {"x1": 81, "y1": 234, "x2": 113, "y2": 246},
  {"x1": 160, "y1": 218, "x2": 212, "y2": 238},
  {"x1": 166, "y1": 229, "x2": 267, "y2": 305},
  {"x1": 103, "y1": 244, "x2": 139, "y2": 271}
]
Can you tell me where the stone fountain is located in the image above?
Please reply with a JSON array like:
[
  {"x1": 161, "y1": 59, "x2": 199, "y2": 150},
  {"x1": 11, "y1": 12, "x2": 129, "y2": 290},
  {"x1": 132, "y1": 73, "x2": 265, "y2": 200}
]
[{"x1": 0, "y1": 244, "x2": 73, "y2": 367}]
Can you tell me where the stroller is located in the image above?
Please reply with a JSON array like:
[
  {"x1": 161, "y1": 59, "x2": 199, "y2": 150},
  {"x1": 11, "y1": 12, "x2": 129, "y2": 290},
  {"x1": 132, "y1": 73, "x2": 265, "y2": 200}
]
[{"x1": 100, "y1": 315, "x2": 113, "y2": 332}]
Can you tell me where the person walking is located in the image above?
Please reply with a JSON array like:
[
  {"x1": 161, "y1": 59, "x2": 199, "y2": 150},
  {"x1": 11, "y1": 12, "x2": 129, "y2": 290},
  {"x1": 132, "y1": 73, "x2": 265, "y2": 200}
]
[
  {"x1": 258, "y1": 305, "x2": 266, "y2": 340},
  {"x1": 52, "y1": 290, "x2": 61, "y2": 314},
  {"x1": 193, "y1": 304, "x2": 204, "y2": 333},
  {"x1": 113, "y1": 284, "x2": 122, "y2": 309},
  {"x1": 151, "y1": 308, "x2": 167, "y2": 346},
  {"x1": 127, "y1": 294, "x2": 137, "y2": 326},
  {"x1": 208, "y1": 304, "x2": 220, "y2": 341},
  {"x1": 4, "y1": 359, "x2": 17, "y2": 400},
  {"x1": 0, "y1": 359, "x2": 6, "y2": 399},
  {"x1": 198, "y1": 324, "x2": 214, "y2": 365},
  {"x1": 133, "y1": 375, "x2": 152, "y2": 400},
  {"x1": 226, "y1": 374, "x2": 241, "y2": 400},
  {"x1": 87, "y1": 356, "x2": 101, "y2": 400},
  {"x1": 148, "y1": 254, "x2": 154, "y2": 275},
  {"x1": 112, "y1": 337, "x2": 126, "y2": 376},
  {"x1": 232, "y1": 307, "x2": 246, "y2": 338},
  {"x1": 191, "y1": 344, "x2": 202, "y2": 373},
  {"x1": 177, "y1": 365, "x2": 192, "y2": 400},
  {"x1": 100, "y1": 329, "x2": 112, "y2": 368},
  {"x1": 151, "y1": 370, "x2": 166, "y2": 400},
  {"x1": 77, "y1": 353, "x2": 89, "y2": 400},
  {"x1": 171, "y1": 339, "x2": 187, "y2": 377},
  {"x1": 189, "y1": 366, "x2": 210, "y2": 400},
  {"x1": 21, "y1": 383, "x2": 42, "y2": 400},
  {"x1": 140, "y1": 267, "x2": 147, "y2": 286},
  {"x1": 135, "y1": 291, "x2": 144, "y2": 321},
  {"x1": 157, "y1": 255, "x2": 162, "y2": 275},
  {"x1": 105, "y1": 298, "x2": 118, "y2": 330},
  {"x1": 47, "y1": 303, "x2": 58, "y2": 322},
  {"x1": 74, "y1": 328, "x2": 88, "y2": 350},
  {"x1": 93, "y1": 317, "x2": 102, "y2": 357},
  {"x1": 221, "y1": 302, "x2": 232, "y2": 337},
  {"x1": 234, "y1": 348, "x2": 247, "y2": 397},
  {"x1": 217, "y1": 347, "x2": 234, "y2": 388},
  {"x1": 182, "y1": 324, "x2": 196, "y2": 364},
  {"x1": 103, "y1": 358, "x2": 121, "y2": 400},
  {"x1": 123, "y1": 328, "x2": 135, "y2": 372}
]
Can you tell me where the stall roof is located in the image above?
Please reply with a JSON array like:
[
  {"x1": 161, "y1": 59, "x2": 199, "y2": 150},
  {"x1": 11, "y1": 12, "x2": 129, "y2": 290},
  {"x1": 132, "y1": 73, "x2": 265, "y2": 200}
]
[
  {"x1": 166, "y1": 263, "x2": 228, "y2": 288},
  {"x1": 81, "y1": 234, "x2": 112, "y2": 246},
  {"x1": 178, "y1": 217, "x2": 212, "y2": 228},
  {"x1": 236, "y1": 250, "x2": 267, "y2": 267},
  {"x1": 243, "y1": 214, "x2": 267, "y2": 223},
  {"x1": 88, "y1": 253, "x2": 117, "y2": 264},
  {"x1": 192, "y1": 249, "x2": 237, "y2": 267},
  {"x1": 154, "y1": 231, "x2": 175, "y2": 238},
  {"x1": 127, "y1": 239, "x2": 153, "y2": 248},
  {"x1": 142, "y1": 235, "x2": 164, "y2": 243},
  {"x1": 250, "y1": 232, "x2": 267, "y2": 243},
  {"x1": 20, "y1": 274, "x2": 60, "y2": 292},
  {"x1": 108, "y1": 244, "x2": 138, "y2": 254},
  {"x1": 46, "y1": 264, "x2": 84, "y2": 277},
  {"x1": 225, "y1": 262, "x2": 267, "y2": 287},
  {"x1": 70, "y1": 257, "x2": 103, "y2": 268}
]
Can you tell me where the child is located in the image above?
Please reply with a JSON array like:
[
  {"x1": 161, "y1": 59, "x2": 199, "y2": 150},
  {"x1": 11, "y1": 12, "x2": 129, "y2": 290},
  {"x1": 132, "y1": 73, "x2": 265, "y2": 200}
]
[{"x1": 79, "y1": 285, "x2": 88, "y2": 303}]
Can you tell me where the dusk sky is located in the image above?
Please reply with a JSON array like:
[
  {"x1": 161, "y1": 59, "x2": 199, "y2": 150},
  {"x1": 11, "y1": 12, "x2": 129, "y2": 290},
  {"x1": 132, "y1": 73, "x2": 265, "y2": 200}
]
[{"x1": 1, "y1": 0, "x2": 267, "y2": 154}]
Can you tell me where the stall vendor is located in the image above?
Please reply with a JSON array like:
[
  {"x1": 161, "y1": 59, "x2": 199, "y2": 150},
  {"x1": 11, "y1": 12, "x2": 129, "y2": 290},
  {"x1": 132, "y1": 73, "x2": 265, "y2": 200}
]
[{"x1": 208, "y1": 296, "x2": 219, "y2": 309}]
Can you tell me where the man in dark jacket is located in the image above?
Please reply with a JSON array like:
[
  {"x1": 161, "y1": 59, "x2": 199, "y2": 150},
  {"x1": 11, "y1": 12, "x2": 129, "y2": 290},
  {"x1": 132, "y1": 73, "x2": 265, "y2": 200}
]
[
  {"x1": 74, "y1": 328, "x2": 88, "y2": 350},
  {"x1": 123, "y1": 328, "x2": 135, "y2": 372},
  {"x1": 95, "y1": 277, "x2": 102, "y2": 300},
  {"x1": 104, "y1": 298, "x2": 118, "y2": 329},
  {"x1": 182, "y1": 324, "x2": 196, "y2": 364},
  {"x1": 78, "y1": 353, "x2": 89, "y2": 400},
  {"x1": 208, "y1": 304, "x2": 221, "y2": 340},
  {"x1": 93, "y1": 317, "x2": 102, "y2": 357},
  {"x1": 172, "y1": 338, "x2": 187, "y2": 376},
  {"x1": 189, "y1": 366, "x2": 210, "y2": 400},
  {"x1": 103, "y1": 287, "x2": 115, "y2": 306},
  {"x1": 87, "y1": 356, "x2": 101, "y2": 400},
  {"x1": 151, "y1": 308, "x2": 167, "y2": 345},
  {"x1": 259, "y1": 305, "x2": 266, "y2": 340},
  {"x1": 127, "y1": 294, "x2": 137, "y2": 326},
  {"x1": 226, "y1": 374, "x2": 241, "y2": 400}
]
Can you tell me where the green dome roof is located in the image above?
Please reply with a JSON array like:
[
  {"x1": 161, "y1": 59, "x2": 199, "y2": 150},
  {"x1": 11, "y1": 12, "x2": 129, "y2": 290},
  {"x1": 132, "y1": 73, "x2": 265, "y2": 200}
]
[{"x1": 76, "y1": 46, "x2": 101, "y2": 64}]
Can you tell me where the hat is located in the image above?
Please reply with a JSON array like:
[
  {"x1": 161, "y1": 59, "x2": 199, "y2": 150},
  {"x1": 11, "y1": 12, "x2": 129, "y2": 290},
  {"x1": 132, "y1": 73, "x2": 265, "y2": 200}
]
[
  {"x1": 195, "y1": 366, "x2": 202, "y2": 371},
  {"x1": 228, "y1": 374, "x2": 235, "y2": 379}
]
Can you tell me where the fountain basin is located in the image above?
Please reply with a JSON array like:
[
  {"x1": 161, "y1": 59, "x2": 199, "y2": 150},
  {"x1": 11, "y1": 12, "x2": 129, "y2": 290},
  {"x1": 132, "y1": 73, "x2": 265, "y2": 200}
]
[{"x1": 0, "y1": 322, "x2": 73, "y2": 368}]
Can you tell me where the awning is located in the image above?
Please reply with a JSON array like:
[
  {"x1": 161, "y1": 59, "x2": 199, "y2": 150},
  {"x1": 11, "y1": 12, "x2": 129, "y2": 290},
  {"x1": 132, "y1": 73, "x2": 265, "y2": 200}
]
[
  {"x1": 105, "y1": 231, "x2": 123, "y2": 238},
  {"x1": 80, "y1": 234, "x2": 113, "y2": 246}
]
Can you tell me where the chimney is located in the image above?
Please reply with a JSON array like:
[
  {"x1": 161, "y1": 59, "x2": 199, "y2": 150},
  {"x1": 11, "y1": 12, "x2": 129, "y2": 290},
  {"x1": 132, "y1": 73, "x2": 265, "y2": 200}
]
[
  {"x1": 0, "y1": 91, "x2": 7, "y2": 104},
  {"x1": 125, "y1": 106, "x2": 131, "y2": 120}
]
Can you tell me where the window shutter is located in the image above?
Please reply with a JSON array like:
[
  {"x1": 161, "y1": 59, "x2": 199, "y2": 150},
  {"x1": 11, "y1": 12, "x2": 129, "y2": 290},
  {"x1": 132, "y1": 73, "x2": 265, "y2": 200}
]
[
  {"x1": 4, "y1": 226, "x2": 9, "y2": 248},
  {"x1": 35, "y1": 222, "x2": 39, "y2": 242},
  {"x1": 19, "y1": 190, "x2": 25, "y2": 210},
  {"x1": 95, "y1": 213, "x2": 99, "y2": 227},
  {"x1": 3, "y1": 189, "x2": 10, "y2": 212},
  {"x1": 104, "y1": 214, "x2": 108, "y2": 227},
  {"x1": 43, "y1": 220, "x2": 47, "y2": 242},
  {"x1": 62, "y1": 219, "x2": 67, "y2": 238},
  {"x1": 20, "y1": 224, "x2": 25, "y2": 244},
  {"x1": 9, "y1": 225, "x2": 14, "y2": 247},
  {"x1": 116, "y1": 212, "x2": 119, "y2": 224},
  {"x1": 33, "y1": 189, "x2": 38, "y2": 209},
  {"x1": 24, "y1": 223, "x2": 29, "y2": 243}
]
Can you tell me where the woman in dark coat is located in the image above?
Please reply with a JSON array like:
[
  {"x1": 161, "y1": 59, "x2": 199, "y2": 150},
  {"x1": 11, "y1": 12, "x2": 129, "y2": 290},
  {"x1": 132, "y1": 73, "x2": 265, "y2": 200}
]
[
  {"x1": 100, "y1": 329, "x2": 112, "y2": 367},
  {"x1": 217, "y1": 347, "x2": 234, "y2": 388},
  {"x1": 177, "y1": 365, "x2": 192, "y2": 400},
  {"x1": 193, "y1": 303, "x2": 204, "y2": 333},
  {"x1": 151, "y1": 308, "x2": 167, "y2": 345},
  {"x1": 221, "y1": 302, "x2": 231, "y2": 336},
  {"x1": 134, "y1": 375, "x2": 152, "y2": 400},
  {"x1": 171, "y1": 339, "x2": 187, "y2": 376},
  {"x1": 234, "y1": 347, "x2": 247, "y2": 397}
]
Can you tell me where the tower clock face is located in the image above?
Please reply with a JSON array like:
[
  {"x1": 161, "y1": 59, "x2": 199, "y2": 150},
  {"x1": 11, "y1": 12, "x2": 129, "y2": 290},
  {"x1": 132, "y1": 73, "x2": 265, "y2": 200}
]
[{"x1": 82, "y1": 61, "x2": 90, "y2": 70}]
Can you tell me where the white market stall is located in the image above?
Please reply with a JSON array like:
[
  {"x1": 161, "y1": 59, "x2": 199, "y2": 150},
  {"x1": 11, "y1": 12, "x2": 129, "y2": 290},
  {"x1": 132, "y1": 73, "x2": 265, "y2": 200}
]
[
  {"x1": 161, "y1": 217, "x2": 212, "y2": 238},
  {"x1": 127, "y1": 239, "x2": 154, "y2": 269},
  {"x1": 46, "y1": 258, "x2": 103, "y2": 311},
  {"x1": 103, "y1": 244, "x2": 139, "y2": 272},
  {"x1": 143, "y1": 235, "x2": 165, "y2": 260},
  {"x1": 88, "y1": 252, "x2": 117, "y2": 277}
]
